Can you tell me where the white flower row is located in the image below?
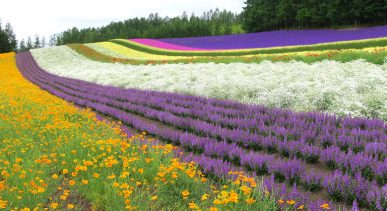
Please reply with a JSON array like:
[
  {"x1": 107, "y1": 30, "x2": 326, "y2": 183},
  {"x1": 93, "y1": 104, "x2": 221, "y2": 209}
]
[{"x1": 31, "y1": 46, "x2": 387, "y2": 120}]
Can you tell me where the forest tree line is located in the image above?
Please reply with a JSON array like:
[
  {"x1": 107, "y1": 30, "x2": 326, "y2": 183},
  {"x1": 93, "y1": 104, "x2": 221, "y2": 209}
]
[
  {"x1": 242, "y1": 0, "x2": 387, "y2": 32},
  {"x1": 53, "y1": 9, "x2": 242, "y2": 45}
]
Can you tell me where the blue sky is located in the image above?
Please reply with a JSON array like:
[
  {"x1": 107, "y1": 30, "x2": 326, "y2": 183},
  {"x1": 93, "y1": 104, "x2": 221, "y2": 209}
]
[{"x1": 0, "y1": 0, "x2": 244, "y2": 41}]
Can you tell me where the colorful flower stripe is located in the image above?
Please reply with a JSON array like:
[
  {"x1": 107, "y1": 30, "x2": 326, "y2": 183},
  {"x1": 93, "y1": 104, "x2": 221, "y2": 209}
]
[
  {"x1": 86, "y1": 42, "x2": 195, "y2": 60},
  {"x1": 115, "y1": 37, "x2": 387, "y2": 56},
  {"x1": 31, "y1": 46, "x2": 387, "y2": 120},
  {"x1": 17, "y1": 52, "x2": 386, "y2": 210},
  {"x1": 158, "y1": 25, "x2": 387, "y2": 50},
  {"x1": 87, "y1": 41, "x2": 386, "y2": 63},
  {"x1": 131, "y1": 38, "x2": 208, "y2": 51}
]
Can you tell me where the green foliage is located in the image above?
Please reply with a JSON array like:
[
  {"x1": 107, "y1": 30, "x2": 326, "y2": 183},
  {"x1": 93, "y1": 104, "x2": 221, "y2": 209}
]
[
  {"x1": 54, "y1": 9, "x2": 243, "y2": 45},
  {"x1": 0, "y1": 22, "x2": 17, "y2": 53},
  {"x1": 242, "y1": 0, "x2": 387, "y2": 32}
]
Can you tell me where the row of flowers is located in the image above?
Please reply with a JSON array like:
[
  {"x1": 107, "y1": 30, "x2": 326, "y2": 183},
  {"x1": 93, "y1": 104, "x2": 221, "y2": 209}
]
[{"x1": 31, "y1": 45, "x2": 387, "y2": 120}]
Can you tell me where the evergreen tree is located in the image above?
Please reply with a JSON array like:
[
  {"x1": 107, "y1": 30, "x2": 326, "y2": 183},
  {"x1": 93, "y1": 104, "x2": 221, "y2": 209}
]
[
  {"x1": 4, "y1": 23, "x2": 17, "y2": 52},
  {"x1": 18, "y1": 39, "x2": 27, "y2": 52},
  {"x1": 33, "y1": 35, "x2": 41, "y2": 48},
  {"x1": 0, "y1": 21, "x2": 17, "y2": 53},
  {"x1": 26, "y1": 36, "x2": 33, "y2": 50},
  {"x1": 41, "y1": 36, "x2": 46, "y2": 48}
]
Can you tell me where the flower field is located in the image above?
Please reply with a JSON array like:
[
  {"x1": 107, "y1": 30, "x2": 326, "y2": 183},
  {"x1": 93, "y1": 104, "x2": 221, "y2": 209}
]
[
  {"x1": 2, "y1": 26, "x2": 387, "y2": 210},
  {"x1": 31, "y1": 46, "x2": 387, "y2": 120},
  {"x1": 0, "y1": 52, "x2": 281, "y2": 210},
  {"x1": 147, "y1": 25, "x2": 387, "y2": 50}
]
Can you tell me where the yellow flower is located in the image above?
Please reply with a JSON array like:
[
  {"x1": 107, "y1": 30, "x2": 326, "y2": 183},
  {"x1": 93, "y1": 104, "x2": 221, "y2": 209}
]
[
  {"x1": 151, "y1": 195, "x2": 158, "y2": 201},
  {"x1": 62, "y1": 169, "x2": 69, "y2": 174},
  {"x1": 188, "y1": 202, "x2": 198, "y2": 209},
  {"x1": 0, "y1": 199, "x2": 7, "y2": 208},
  {"x1": 67, "y1": 204, "x2": 74, "y2": 209},
  {"x1": 138, "y1": 168, "x2": 144, "y2": 174},
  {"x1": 287, "y1": 199, "x2": 296, "y2": 205},
  {"x1": 107, "y1": 174, "x2": 116, "y2": 179},
  {"x1": 52, "y1": 174, "x2": 59, "y2": 179},
  {"x1": 182, "y1": 190, "x2": 190, "y2": 199},
  {"x1": 50, "y1": 202, "x2": 59, "y2": 209},
  {"x1": 297, "y1": 205, "x2": 305, "y2": 210},
  {"x1": 201, "y1": 194, "x2": 209, "y2": 201},
  {"x1": 69, "y1": 180, "x2": 76, "y2": 186},
  {"x1": 209, "y1": 208, "x2": 218, "y2": 211},
  {"x1": 82, "y1": 180, "x2": 89, "y2": 185},
  {"x1": 246, "y1": 198, "x2": 256, "y2": 204},
  {"x1": 278, "y1": 199, "x2": 285, "y2": 205},
  {"x1": 16, "y1": 158, "x2": 22, "y2": 163},
  {"x1": 20, "y1": 208, "x2": 30, "y2": 211},
  {"x1": 213, "y1": 199, "x2": 221, "y2": 205},
  {"x1": 37, "y1": 187, "x2": 45, "y2": 193},
  {"x1": 93, "y1": 173, "x2": 100, "y2": 178},
  {"x1": 320, "y1": 203, "x2": 330, "y2": 209},
  {"x1": 113, "y1": 182, "x2": 120, "y2": 187}
]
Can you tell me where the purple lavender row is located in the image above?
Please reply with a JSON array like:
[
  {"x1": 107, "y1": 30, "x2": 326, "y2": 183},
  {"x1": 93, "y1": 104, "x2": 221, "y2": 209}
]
[
  {"x1": 27, "y1": 64, "x2": 385, "y2": 186},
  {"x1": 16, "y1": 52, "x2": 386, "y2": 209},
  {"x1": 57, "y1": 82, "x2": 386, "y2": 156},
  {"x1": 158, "y1": 25, "x2": 387, "y2": 50}
]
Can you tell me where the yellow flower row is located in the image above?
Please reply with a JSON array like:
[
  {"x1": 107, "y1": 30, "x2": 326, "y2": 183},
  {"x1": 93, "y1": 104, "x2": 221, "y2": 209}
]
[
  {"x1": 0, "y1": 52, "x2": 286, "y2": 210},
  {"x1": 89, "y1": 42, "x2": 196, "y2": 60},
  {"x1": 90, "y1": 41, "x2": 386, "y2": 61}
]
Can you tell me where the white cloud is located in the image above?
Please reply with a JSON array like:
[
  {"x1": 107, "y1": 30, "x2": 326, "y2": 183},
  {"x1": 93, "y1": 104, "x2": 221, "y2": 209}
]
[{"x1": 0, "y1": 0, "x2": 244, "y2": 41}]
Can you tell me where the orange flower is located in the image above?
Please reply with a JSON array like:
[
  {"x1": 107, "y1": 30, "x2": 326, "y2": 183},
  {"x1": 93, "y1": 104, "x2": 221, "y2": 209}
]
[
  {"x1": 320, "y1": 203, "x2": 330, "y2": 209},
  {"x1": 93, "y1": 173, "x2": 100, "y2": 178},
  {"x1": 69, "y1": 180, "x2": 76, "y2": 186},
  {"x1": 246, "y1": 198, "x2": 256, "y2": 204},
  {"x1": 82, "y1": 180, "x2": 89, "y2": 185},
  {"x1": 287, "y1": 199, "x2": 296, "y2": 205},
  {"x1": 182, "y1": 190, "x2": 190, "y2": 199},
  {"x1": 278, "y1": 199, "x2": 285, "y2": 204},
  {"x1": 50, "y1": 202, "x2": 59, "y2": 209}
]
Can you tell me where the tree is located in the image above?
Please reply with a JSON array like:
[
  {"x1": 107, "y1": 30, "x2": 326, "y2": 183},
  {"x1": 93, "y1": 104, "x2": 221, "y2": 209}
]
[
  {"x1": 0, "y1": 21, "x2": 17, "y2": 53},
  {"x1": 26, "y1": 36, "x2": 33, "y2": 50},
  {"x1": 41, "y1": 36, "x2": 46, "y2": 48},
  {"x1": 4, "y1": 23, "x2": 17, "y2": 52},
  {"x1": 18, "y1": 39, "x2": 27, "y2": 52},
  {"x1": 33, "y1": 35, "x2": 41, "y2": 48}
]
